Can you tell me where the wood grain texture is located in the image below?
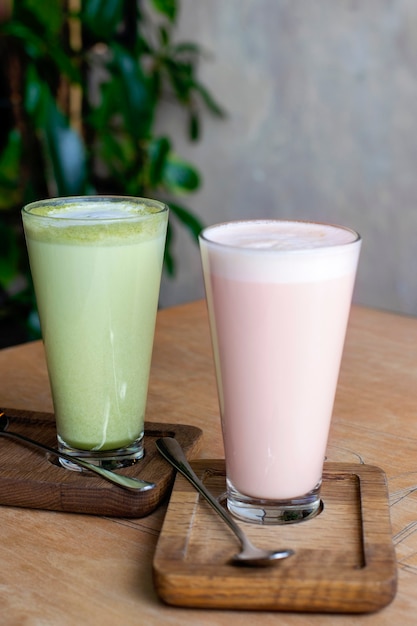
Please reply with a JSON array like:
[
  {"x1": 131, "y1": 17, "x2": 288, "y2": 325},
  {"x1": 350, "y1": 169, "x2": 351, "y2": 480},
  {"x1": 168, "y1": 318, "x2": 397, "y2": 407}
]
[
  {"x1": 153, "y1": 460, "x2": 396, "y2": 613},
  {"x1": 0, "y1": 408, "x2": 202, "y2": 517},
  {"x1": 0, "y1": 301, "x2": 416, "y2": 625}
]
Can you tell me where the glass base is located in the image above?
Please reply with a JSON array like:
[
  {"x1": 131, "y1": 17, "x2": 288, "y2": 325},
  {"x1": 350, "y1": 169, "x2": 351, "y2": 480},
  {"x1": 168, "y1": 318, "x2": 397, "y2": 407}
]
[
  {"x1": 57, "y1": 434, "x2": 144, "y2": 471},
  {"x1": 226, "y1": 479, "x2": 323, "y2": 525}
]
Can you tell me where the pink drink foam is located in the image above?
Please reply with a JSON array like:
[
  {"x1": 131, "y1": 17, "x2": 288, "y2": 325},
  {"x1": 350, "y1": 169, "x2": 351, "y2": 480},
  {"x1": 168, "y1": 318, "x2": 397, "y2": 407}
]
[{"x1": 200, "y1": 221, "x2": 361, "y2": 500}]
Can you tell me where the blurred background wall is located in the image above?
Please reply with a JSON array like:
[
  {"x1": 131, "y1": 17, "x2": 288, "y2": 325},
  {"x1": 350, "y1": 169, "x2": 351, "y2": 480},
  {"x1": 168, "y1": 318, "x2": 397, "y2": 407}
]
[{"x1": 159, "y1": 0, "x2": 417, "y2": 316}]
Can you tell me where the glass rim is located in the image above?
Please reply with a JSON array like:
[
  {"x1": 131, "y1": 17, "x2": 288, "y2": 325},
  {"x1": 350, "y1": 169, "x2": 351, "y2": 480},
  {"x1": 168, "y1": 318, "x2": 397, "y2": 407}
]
[
  {"x1": 199, "y1": 219, "x2": 361, "y2": 253},
  {"x1": 22, "y1": 195, "x2": 168, "y2": 222}
]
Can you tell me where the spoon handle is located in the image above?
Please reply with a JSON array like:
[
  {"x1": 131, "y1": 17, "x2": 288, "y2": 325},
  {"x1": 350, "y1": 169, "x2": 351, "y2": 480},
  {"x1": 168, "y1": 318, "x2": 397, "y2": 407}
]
[
  {"x1": 156, "y1": 437, "x2": 247, "y2": 547},
  {"x1": 0, "y1": 429, "x2": 154, "y2": 491}
]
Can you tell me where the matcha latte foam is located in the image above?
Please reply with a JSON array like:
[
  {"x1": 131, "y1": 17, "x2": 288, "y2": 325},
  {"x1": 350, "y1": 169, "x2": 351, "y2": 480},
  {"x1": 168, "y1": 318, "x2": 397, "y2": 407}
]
[{"x1": 22, "y1": 196, "x2": 168, "y2": 467}]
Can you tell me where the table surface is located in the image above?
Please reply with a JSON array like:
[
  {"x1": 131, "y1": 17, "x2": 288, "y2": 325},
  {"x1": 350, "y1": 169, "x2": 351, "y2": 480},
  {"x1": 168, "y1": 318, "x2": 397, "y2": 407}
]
[{"x1": 1, "y1": 299, "x2": 417, "y2": 625}]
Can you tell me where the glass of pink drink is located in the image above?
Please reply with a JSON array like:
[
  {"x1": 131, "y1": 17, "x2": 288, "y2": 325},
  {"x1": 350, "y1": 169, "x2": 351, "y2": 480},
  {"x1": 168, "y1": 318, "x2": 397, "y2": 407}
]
[{"x1": 199, "y1": 220, "x2": 361, "y2": 524}]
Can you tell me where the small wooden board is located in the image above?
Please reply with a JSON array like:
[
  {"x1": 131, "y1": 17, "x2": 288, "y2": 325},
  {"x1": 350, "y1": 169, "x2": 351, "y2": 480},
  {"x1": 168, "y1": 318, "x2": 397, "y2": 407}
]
[
  {"x1": 0, "y1": 408, "x2": 202, "y2": 518},
  {"x1": 153, "y1": 460, "x2": 397, "y2": 613}
]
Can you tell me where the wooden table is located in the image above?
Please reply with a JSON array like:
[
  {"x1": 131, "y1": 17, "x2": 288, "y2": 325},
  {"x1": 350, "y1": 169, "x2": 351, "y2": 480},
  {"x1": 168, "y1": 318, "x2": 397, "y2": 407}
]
[{"x1": 1, "y1": 299, "x2": 417, "y2": 625}]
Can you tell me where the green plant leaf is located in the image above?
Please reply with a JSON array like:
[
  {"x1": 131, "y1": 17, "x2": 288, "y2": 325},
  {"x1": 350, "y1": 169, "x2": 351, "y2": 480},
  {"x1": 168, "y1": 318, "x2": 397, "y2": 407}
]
[
  {"x1": 158, "y1": 25, "x2": 170, "y2": 47},
  {"x1": 24, "y1": 64, "x2": 47, "y2": 122},
  {"x1": 189, "y1": 110, "x2": 200, "y2": 141},
  {"x1": 168, "y1": 201, "x2": 204, "y2": 241},
  {"x1": 110, "y1": 43, "x2": 155, "y2": 139},
  {"x1": 171, "y1": 42, "x2": 202, "y2": 55},
  {"x1": 163, "y1": 220, "x2": 175, "y2": 276},
  {"x1": 0, "y1": 130, "x2": 21, "y2": 184},
  {"x1": 150, "y1": 0, "x2": 178, "y2": 23},
  {"x1": 89, "y1": 79, "x2": 118, "y2": 129},
  {"x1": 41, "y1": 98, "x2": 87, "y2": 196},
  {"x1": 147, "y1": 136, "x2": 171, "y2": 187},
  {"x1": 82, "y1": 0, "x2": 124, "y2": 40},
  {"x1": 0, "y1": 221, "x2": 19, "y2": 289},
  {"x1": 96, "y1": 130, "x2": 132, "y2": 178},
  {"x1": 162, "y1": 154, "x2": 201, "y2": 194},
  {"x1": 2, "y1": 21, "x2": 80, "y2": 84},
  {"x1": 22, "y1": 0, "x2": 64, "y2": 36},
  {"x1": 193, "y1": 81, "x2": 227, "y2": 118},
  {"x1": 0, "y1": 130, "x2": 22, "y2": 208},
  {"x1": 24, "y1": 67, "x2": 87, "y2": 196},
  {"x1": 164, "y1": 58, "x2": 194, "y2": 103}
]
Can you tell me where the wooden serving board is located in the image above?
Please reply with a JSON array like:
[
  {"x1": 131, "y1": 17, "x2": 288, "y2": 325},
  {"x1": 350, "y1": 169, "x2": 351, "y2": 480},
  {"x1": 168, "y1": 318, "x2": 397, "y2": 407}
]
[
  {"x1": 0, "y1": 408, "x2": 202, "y2": 518},
  {"x1": 153, "y1": 460, "x2": 397, "y2": 613}
]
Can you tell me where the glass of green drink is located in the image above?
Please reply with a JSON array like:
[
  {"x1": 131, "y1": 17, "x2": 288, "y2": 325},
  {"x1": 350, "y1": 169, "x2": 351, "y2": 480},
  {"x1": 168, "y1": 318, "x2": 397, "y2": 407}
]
[{"x1": 22, "y1": 196, "x2": 168, "y2": 469}]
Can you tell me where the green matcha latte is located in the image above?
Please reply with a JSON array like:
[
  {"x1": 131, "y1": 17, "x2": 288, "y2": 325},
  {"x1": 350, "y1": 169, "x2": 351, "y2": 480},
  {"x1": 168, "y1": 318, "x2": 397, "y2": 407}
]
[{"x1": 22, "y1": 196, "x2": 168, "y2": 467}]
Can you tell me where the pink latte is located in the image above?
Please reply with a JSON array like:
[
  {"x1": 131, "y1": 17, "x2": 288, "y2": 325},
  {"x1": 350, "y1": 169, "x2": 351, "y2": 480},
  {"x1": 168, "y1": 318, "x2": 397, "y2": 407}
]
[{"x1": 200, "y1": 221, "x2": 361, "y2": 500}]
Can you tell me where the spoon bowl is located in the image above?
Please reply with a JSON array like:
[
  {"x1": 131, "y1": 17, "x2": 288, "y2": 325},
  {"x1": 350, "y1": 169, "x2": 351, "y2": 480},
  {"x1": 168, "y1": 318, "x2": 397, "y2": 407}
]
[
  {"x1": 155, "y1": 437, "x2": 294, "y2": 567},
  {"x1": 0, "y1": 411, "x2": 155, "y2": 492}
]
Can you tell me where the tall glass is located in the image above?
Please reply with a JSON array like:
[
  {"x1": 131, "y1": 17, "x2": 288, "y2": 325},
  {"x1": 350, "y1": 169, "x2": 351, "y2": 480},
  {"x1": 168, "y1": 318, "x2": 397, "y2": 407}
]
[
  {"x1": 22, "y1": 196, "x2": 168, "y2": 469},
  {"x1": 199, "y1": 219, "x2": 361, "y2": 524}
]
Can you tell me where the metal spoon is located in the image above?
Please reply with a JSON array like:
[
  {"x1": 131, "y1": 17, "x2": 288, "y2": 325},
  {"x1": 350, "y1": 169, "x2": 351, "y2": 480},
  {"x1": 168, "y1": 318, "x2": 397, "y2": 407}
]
[
  {"x1": 156, "y1": 437, "x2": 294, "y2": 567},
  {"x1": 0, "y1": 411, "x2": 155, "y2": 492}
]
